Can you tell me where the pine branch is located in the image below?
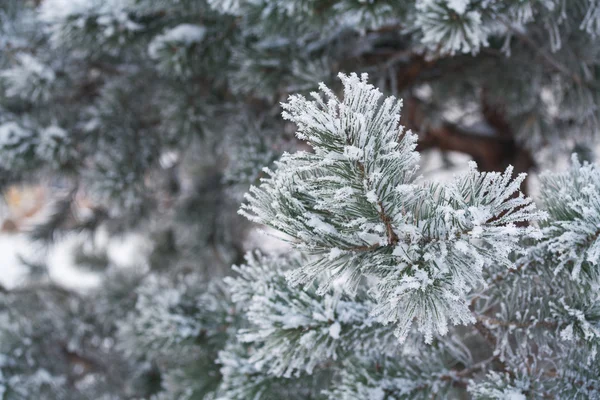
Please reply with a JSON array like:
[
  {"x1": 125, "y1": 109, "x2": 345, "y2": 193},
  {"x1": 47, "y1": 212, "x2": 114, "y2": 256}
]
[{"x1": 242, "y1": 73, "x2": 543, "y2": 344}]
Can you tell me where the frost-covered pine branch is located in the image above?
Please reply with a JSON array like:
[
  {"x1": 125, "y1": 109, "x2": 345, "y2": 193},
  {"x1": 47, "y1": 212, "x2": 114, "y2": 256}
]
[
  {"x1": 236, "y1": 72, "x2": 600, "y2": 398},
  {"x1": 215, "y1": 342, "x2": 327, "y2": 400},
  {"x1": 537, "y1": 155, "x2": 600, "y2": 282},
  {"x1": 464, "y1": 156, "x2": 600, "y2": 398},
  {"x1": 241, "y1": 72, "x2": 544, "y2": 343},
  {"x1": 2, "y1": 0, "x2": 600, "y2": 398},
  {"x1": 327, "y1": 340, "x2": 474, "y2": 400},
  {"x1": 225, "y1": 251, "x2": 397, "y2": 378}
]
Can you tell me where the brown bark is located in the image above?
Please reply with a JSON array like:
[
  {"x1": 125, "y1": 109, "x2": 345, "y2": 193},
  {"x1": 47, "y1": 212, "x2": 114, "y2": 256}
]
[
  {"x1": 416, "y1": 122, "x2": 534, "y2": 174},
  {"x1": 401, "y1": 93, "x2": 534, "y2": 193}
]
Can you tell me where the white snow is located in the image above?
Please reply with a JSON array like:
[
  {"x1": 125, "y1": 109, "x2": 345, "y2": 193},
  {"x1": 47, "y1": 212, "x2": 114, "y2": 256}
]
[
  {"x1": 503, "y1": 391, "x2": 526, "y2": 400},
  {"x1": 207, "y1": 0, "x2": 243, "y2": 14},
  {"x1": 446, "y1": 0, "x2": 469, "y2": 15},
  {"x1": 161, "y1": 24, "x2": 207, "y2": 44},
  {"x1": 328, "y1": 321, "x2": 341, "y2": 339},
  {"x1": 45, "y1": 234, "x2": 102, "y2": 291},
  {"x1": 41, "y1": 125, "x2": 66, "y2": 139},
  {"x1": 366, "y1": 190, "x2": 378, "y2": 204},
  {"x1": 0, "y1": 188, "x2": 150, "y2": 293},
  {"x1": 39, "y1": 0, "x2": 131, "y2": 22},
  {"x1": 37, "y1": 125, "x2": 68, "y2": 161},
  {"x1": 0, "y1": 234, "x2": 33, "y2": 288},
  {"x1": 148, "y1": 24, "x2": 206, "y2": 58},
  {"x1": 39, "y1": 0, "x2": 94, "y2": 22},
  {"x1": 328, "y1": 247, "x2": 343, "y2": 260},
  {"x1": 0, "y1": 53, "x2": 56, "y2": 101},
  {"x1": 343, "y1": 145, "x2": 363, "y2": 160},
  {"x1": 243, "y1": 226, "x2": 292, "y2": 254},
  {"x1": 559, "y1": 323, "x2": 575, "y2": 341},
  {"x1": 0, "y1": 122, "x2": 28, "y2": 147},
  {"x1": 0, "y1": 231, "x2": 150, "y2": 292},
  {"x1": 470, "y1": 225, "x2": 483, "y2": 238},
  {"x1": 40, "y1": 0, "x2": 143, "y2": 42},
  {"x1": 306, "y1": 213, "x2": 338, "y2": 235}
]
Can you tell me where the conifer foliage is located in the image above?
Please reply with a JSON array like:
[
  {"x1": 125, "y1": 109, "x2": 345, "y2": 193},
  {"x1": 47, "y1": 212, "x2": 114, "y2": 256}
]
[
  {"x1": 1, "y1": 0, "x2": 600, "y2": 399},
  {"x1": 242, "y1": 73, "x2": 544, "y2": 344}
]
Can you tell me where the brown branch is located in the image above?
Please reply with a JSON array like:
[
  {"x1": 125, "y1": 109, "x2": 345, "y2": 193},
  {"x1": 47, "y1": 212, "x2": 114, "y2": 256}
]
[
  {"x1": 490, "y1": 262, "x2": 526, "y2": 285},
  {"x1": 378, "y1": 201, "x2": 399, "y2": 246},
  {"x1": 403, "y1": 91, "x2": 534, "y2": 194},
  {"x1": 346, "y1": 243, "x2": 382, "y2": 252},
  {"x1": 474, "y1": 319, "x2": 498, "y2": 348},
  {"x1": 346, "y1": 131, "x2": 399, "y2": 247},
  {"x1": 416, "y1": 121, "x2": 533, "y2": 174}
]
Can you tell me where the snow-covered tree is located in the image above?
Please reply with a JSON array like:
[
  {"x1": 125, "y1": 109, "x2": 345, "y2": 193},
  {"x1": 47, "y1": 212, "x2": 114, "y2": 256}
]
[{"x1": 1, "y1": 0, "x2": 600, "y2": 398}]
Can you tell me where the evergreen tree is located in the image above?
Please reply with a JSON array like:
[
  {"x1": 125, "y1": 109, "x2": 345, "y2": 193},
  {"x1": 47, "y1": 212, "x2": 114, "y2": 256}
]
[{"x1": 1, "y1": 0, "x2": 600, "y2": 399}]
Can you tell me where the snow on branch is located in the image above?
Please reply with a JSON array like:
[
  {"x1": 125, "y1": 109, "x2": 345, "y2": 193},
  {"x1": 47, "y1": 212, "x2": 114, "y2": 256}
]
[
  {"x1": 538, "y1": 155, "x2": 600, "y2": 282},
  {"x1": 241, "y1": 72, "x2": 545, "y2": 343},
  {"x1": 225, "y1": 252, "x2": 396, "y2": 378}
]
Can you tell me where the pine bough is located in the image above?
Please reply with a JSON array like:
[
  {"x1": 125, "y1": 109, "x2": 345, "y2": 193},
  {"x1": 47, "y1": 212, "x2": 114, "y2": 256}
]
[
  {"x1": 232, "y1": 73, "x2": 600, "y2": 399},
  {"x1": 241, "y1": 72, "x2": 544, "y2": 344}
]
